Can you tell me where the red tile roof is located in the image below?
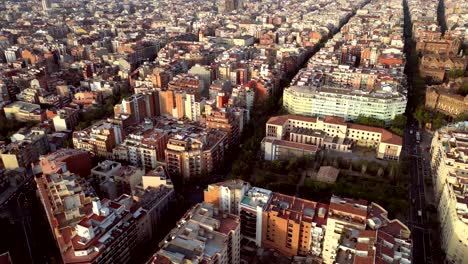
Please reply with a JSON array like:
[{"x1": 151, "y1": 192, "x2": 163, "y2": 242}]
[{"x1": 324, "y1": 116, "x2": 346, "y2": 125}]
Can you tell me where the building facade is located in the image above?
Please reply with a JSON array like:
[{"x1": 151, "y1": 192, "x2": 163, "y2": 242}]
[
  {"x1": 283, "y1": 85, "x2": 407, "y2": 122},
  {"x1": 425, "y1": 87, "x2": 468, "y2": 118},
  {"x1": 430, "y1": 122, "x2": 468, "y2": 264},
  {"x1": 73, "y1": 121, "x2": 124, "y2": 158},
  {"x1": 263, "y1": 114, "x2": 403, "y2": 161}
]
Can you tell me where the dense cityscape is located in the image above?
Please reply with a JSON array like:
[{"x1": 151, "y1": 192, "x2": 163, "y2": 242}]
[{"x1": 0, "y1": 0, "x2": 466, "y2": 264}]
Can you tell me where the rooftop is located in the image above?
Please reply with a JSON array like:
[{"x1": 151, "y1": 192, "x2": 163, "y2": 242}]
[{"x1": 240, "y1": 187, "x2": 273, "y2": 210}]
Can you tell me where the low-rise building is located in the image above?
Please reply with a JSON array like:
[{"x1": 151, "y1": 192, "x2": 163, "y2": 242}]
[
  {"x1": 3, "y1": 101, "x2": 45, "y2": 122},
  {"x1": 419, "y1": 54, "x2": 466, "y2": 82},
  {"x1": 142, "y1": 166, "x2": 173, "y2": 189},
  {"x1": 263, "y1": 115, "x2": 403, "y2": 161},
  {"x1": 425, "y1": 86, "x2": 468, "y2": 118}
]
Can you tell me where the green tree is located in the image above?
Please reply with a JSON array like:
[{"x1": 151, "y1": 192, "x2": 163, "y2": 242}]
[
  {"x1": 414, "y1": 105, "x2": 430, "y2": 125},
  {"x1": 454, "y1": 112, "x2": 468, "y2": 122},
  {"x1": 447, "y1": 70, "x2": 465, "y2": 79},
  {"x1": 432, "y1": 113, "x2": 448, "y2": 130},
  {"x1": 391, "y1": 114, "x2": 407, "y2": 129},
  {"x1": 354, "y1": 115, "x2": 385, "y2": 128},
  {"x1": 457, "y1": 83, "x2": 468, "y2": 96}
]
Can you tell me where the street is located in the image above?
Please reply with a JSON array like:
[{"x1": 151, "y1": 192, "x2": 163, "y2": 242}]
[{"x1": 403, "y1": 123, "x2": 432, "y2": 264}]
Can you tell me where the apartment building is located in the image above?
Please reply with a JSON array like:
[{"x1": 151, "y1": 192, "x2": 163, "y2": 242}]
[
  {"x1": 165, "y1": 129, "x2": 228, "y2": 180},
  {"x1": 184, "y1": 93, "x2": 205, "y2": 121},
  {"x1": 239, "y1": 187, "x2": 273, "y2": 246},
  {"x1": 158, "y1": 89, "x2": 175, "y2": 117},
  {"x1": 188, "y1": 64, "x2": 214, "y2": 94},
  {"x1": 91, "y1": 160, "x2": 144, "y2": 198},
  {"x1": 141, "y1": 166, "x2": 174, "y2": 189},
  {"x1": 205, "y1": 108, "x2": 241, "y2": 148},
  {"x1": 283, "y1": 85, "x2": 407, "y2": 122},
  {"x1": 149, "y1": 202, "x2": 241, "y2": 264},
  {"x1": 203, "y1": 180, "x2": 411, "y2": 262},
  {"x1": 133, "y1": 185, "x2": 176, "y2": 238},
  {"x1": 262, "y1": 193, "x2": 328, "y2": 257},
  {"x1": 33, "y1": 150, "x2": 151, "y2": 263},
  {"x1": 53, "y1": 107, "x2": 79, "y2": 132},
  {"x1": 1, "y1": 128, "x2": 49, "y2": 169},
  {"x1": 322, "y1": 196, "x2": 368, "y2": 263},
  {"x1": 204, "y1": 179, "x2": 251, "y2": 215},
  {"x1": 64, "y1": 196, "x2": 151, "y2": 264},
  {"x1": 430, "y1": 122, "x2": 468, "y2": 264},
  {"x1": 113, "y1": 128, "x2": 169, "y2": 170},
  {"x1": 263, "y1": 114, "x2": 403, "y2": 161},
  {"x1": 73, "y1": 121, "x2": 124, "y2": 158},
  {"x1": 113, "y1": 91, "x2": 159, "y2": 125}
]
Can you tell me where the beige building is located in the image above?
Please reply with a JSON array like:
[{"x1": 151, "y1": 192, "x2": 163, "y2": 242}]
[
  {"x1": 142, "y1": 166, "x2": 173, "y2": 189},
  {"x1": 73, "y1": 120, "x2": 123, "y2": 158},
  {"x1": 426, "y1": 86, "x2": 468, "y2": 118},
  {"x1": 430, "y1": 122, "x2": 468, "y2": 264},
  {"x1": 165, "y1": 129, "x2": 227, "y2": 180},
  {"x1": 262, "y1": 193, "x2": 328, "y2": 257},
  {"x1": 322, "y1": 196, "x2": 368, "y2": 263},
  {"x1": 322, "y1": 196, "x2": 412, "y2": 264},
  {"x1": 3, "y1": 101, "x2": 46, "y2": 122},
  {"x1": 263, "y1": 115, "x2": 402, "y2": 161}
]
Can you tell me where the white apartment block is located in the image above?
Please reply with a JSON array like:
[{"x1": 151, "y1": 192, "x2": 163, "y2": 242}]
[
  {"x1": 430, "y1": 122, "x2": 468, "y2": 264},
  {"x1": 184, "y1": 93, "x2": 205, "y2": 121},
  {"x1": 239, "y1": 187, "x2": 272, "y2": 246},
  {"x1": 283, "y1": 85, "x2": 407, "y2": 122}
]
